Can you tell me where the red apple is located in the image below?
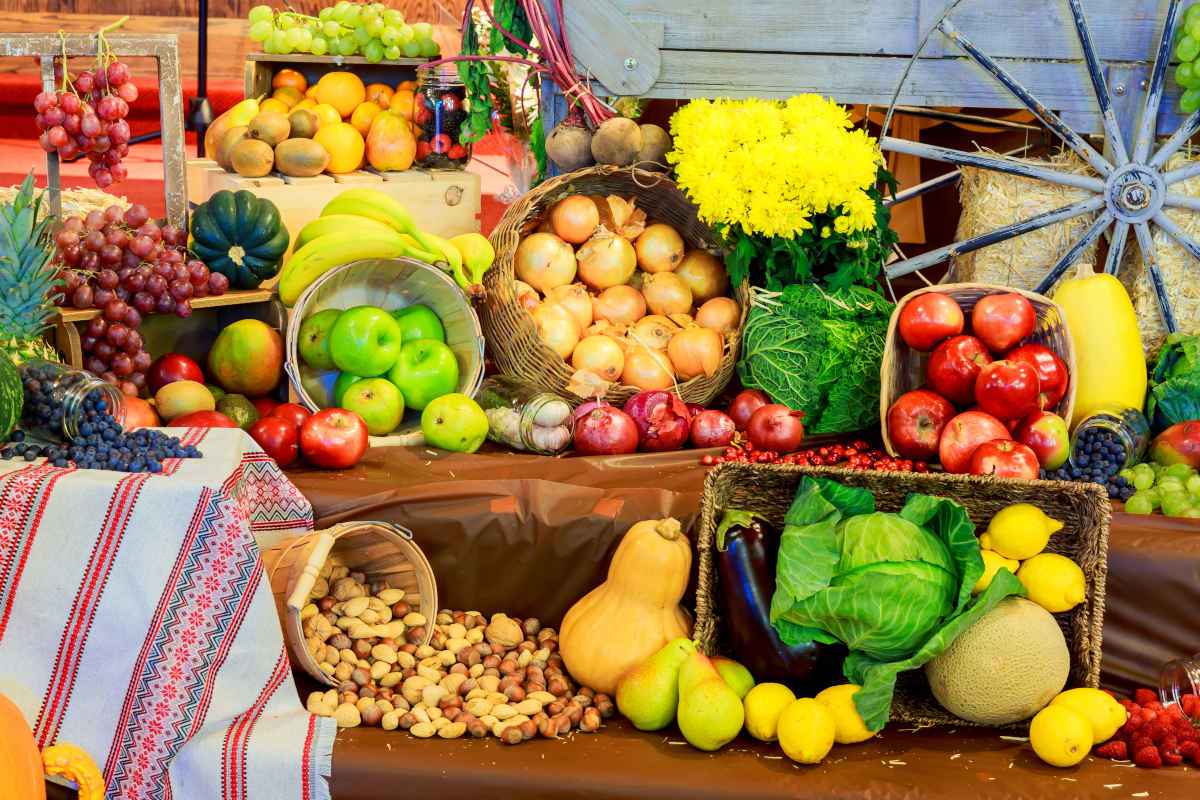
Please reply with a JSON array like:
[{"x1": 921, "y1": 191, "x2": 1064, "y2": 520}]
[
  {"x1": 250, "y1": 416, "x2": 300, "y2": 466},
  {"x1": 1150, "y1": 421, "x2": 1200, "y2": 468},
  {"x1": 252, "y1": 396, "x2": 281, "y2": 418},
  {"x1": 727, "y1": 389, "x2": 769, "y2": 431},
  {"x1": 886, "y1": 389, "x2": 955, "y2": 460},
  {"x1": 969, "y1": 439, "x2": 1041, "y2": 480},
  {"x1": 927, "y1": 335, "x2": 992, "y2": 405},
  {"x1": 898, "y1": 292, "x2": 965, "y2": 352},
  {"x1": 300, "y1": 408, "x2": 368, "y2": 469},
  {"x1": 1015, "y1": 410, "x2": 1071, "y2": 469},
  {"x1": 971, "y1": 293, "x2": 1036, "y2": 353},
  {"x1": 1007, "y1": 343, "x2": 1069, "y2": 410},
  {"x1": 270, "y1": 402, "x2": 313, "y2": 430},
  {"x1": 147, "y1": 353, "x2": 204, "y2": 394},
  {"x1": 975, "y1": 360, "x2": 1041, "y2": 421},
  {"x1": 170, "y1": 410, "x2": 238, "y2": 428},
  {"x1": 939, "y1": 410, "x2": 1011, "y2": 473}
]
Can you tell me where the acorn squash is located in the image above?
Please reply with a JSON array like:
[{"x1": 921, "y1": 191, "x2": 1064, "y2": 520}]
[{"x1": 190, "y1": 190, "x2": 289, "y2": 289}]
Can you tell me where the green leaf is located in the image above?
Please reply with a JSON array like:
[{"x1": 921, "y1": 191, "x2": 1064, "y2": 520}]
[{"x1": 715, "y1": 509, "x2": 766, "y2": 551}]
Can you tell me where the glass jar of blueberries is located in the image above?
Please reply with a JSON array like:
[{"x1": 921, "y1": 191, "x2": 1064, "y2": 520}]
[
  {"x1": 413, "y1": 63, "x2": 471, "y2": 169},
  {"x1": 18, "y1": 360, "x2": 126, "y2": 442},
  {"x1": 1042, "y1": 404, "x2": 1148, "y2": 500}
]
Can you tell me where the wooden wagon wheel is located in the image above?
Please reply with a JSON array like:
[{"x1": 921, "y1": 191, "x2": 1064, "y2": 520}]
[{"x1": 880, "y1": 0, "x2": 1198, "y2": 333}]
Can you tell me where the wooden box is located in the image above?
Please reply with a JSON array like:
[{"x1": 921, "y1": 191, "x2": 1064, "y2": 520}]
[{"x1": 244, "y1": 52, "x2": 427, "y2": 100}]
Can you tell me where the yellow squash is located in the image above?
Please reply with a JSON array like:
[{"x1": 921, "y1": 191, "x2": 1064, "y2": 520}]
[
  {"x1": 42, "y1": 744, "x2": 104, "y2": 800},
  {"x1": 1052, "y1": 269, "x2": 1146, "y2": 425},
  {"x1": 0, "y1": 691, "x2": 44, "y2": 800}
]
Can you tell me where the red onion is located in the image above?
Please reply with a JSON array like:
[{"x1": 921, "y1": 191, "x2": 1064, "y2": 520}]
[
  {"x1": 690, "y1": 410, "x2": 736, "y2": 448},
  {"x1": 728, "y1": 389, "x2": 770, "y2": 431},
  {"x1": 686, "y1": 402, "x2": 706, "y2": 419},
  {"x1": 573, "y1": 399, "x2": 605, "y2": 422},
  {"x1": 746, "y1": 404, "x2": 806, "y2": 453},
  {"x1": 573, "y1": 405, "x2": 639, "y2": 455},
  {"x1": 623, "y1": 390, "x2": 691, "y2": 452}
]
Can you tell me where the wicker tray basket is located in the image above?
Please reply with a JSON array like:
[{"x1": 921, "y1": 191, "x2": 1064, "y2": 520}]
[
  {"x1": 484, "y1": 164, "x2": 747, "y2": 406},
  {"x1": 695, "y1": 463, "x2": 1110, "y2": 729},
  {"x1": 262, "y1": 521, "x2": 438, "y2": 686},
  {"x1": 880, "y1": 283, "x2": 1077, "y2": 456}
]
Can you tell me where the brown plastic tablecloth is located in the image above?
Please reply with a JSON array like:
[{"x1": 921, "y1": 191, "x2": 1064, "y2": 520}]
[{"x1": 288, "y1": 446, "x2": 1200, "y2": 800}]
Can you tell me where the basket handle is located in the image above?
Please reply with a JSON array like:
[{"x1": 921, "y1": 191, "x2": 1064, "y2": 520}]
[
  {"x1": 283, "y1": 361, "x2": 319, "y2": 413},
  {"x1": 284, "y1": 521, "x2": 415, "y2": 611}
]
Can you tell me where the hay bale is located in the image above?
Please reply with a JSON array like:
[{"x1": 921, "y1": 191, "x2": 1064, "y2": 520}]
[
  {"x1": 952, "y1": 150, "x2": 1099, "y2": 290},
  {"x1": 0, "y1": 185, "x2": 129, "y2": 219},
  {"x1": 1120, "y1": 153, "x2": 1200, "y2": 360}
]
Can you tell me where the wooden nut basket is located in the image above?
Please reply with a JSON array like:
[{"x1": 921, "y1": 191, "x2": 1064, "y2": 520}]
[
  {"x1": 484, "y1": 164, "x2": 748, "y2": 406},
  {"x1": 880, "y1": 283, "x2": 1077, "y2": 456},
  {"x1": 262, "y1": 521, "x2": 438, "y2": 686}
]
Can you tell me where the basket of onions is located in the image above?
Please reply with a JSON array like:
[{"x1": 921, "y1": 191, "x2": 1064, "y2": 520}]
[{"x1": 484, "y1": 165, "x2": 747, "y2": 406}]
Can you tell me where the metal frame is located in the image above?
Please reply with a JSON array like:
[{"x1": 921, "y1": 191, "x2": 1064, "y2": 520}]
[{"x1": 0, "y1": 33, "x2": 188, "y2": 227}]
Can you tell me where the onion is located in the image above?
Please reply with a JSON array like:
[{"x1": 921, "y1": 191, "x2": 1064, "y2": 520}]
[
  {"x1": 635, "y1": 223, "x2": 685, "y2": 273},
  {"x1": 623, "y1": 390, "x2": 691, "y2": 452},
  {"x1": 512, "y1": 280, "x2": 540, "y2": 312},
  {"x1": 550, "y1": 195, "x2": 599, "y2": 244},
  {"x1": 573, "y1": 403, "x2": 640, "y2": 455},
  {"x1": 593, "y1": 284, "x2": 646, "y2": 325},
  {"x1": 690, "y1": 410, "x2": 736, "y2": 448},
  {"x1": 621, "y1": 346, "x2": 674, "y2": 391},
  {"x1": 571, "y1": 335, "x2": 625, "y2": 382},
  {"x1": 642, "y1": 272, "x2": 693, "y2": 316},
  {"x1": 728, "y1": 388, "x2": 770, "y2": 430},
  {"x1": 746, "y1": 404, "x2": 806, "y2": 453},
  {"x1": 591, "y1": 195, "x2": 646, "y2": 239},
  {"x1": 516, "y1": 233, "x2": 577, "y2": 293},
  {"x1": 686, "y1": 403, "x2": 706, "y2": 419},
  {"x1": 668, "y1": 313, "x2": 694, "y2": 328},
  {"x1": 546, "y1": 283, "x2": 593, "y2": 331},
  {"x1": 577, "y1": 233, "x2": 636, "y2": 290},
  {"x1": 628, "y1": 270, "x2": 645, "y2": 291},
  {"x1": 675, "y1": 250, "x2": 729, "y2": 303},
  {"x1": 695, "y1": 297, "x2": 740, "y2": 335},
  {"x1": 532, "y1": 302, "x2": 580, "y2": 359},
  {"x1": 630, "y1": 315, "x2": 680, "y2": 350},
  {"x1": 667, "y1": 325, "x2": 723, "y2": 379}
]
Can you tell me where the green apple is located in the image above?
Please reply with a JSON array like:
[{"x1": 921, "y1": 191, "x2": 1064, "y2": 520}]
[
  {"x1": 298, "y1": 308, "x2": 342, "y2": 371},
  {"x1": 391, "y1": 304, "x2": 445, "y2": 344},
  {"x1": 421, "y1": 393, "x2": 488, "y2": 453},
  {"x1": 332, "y1": 371, "x2": 366, "y2": 407},
  {"x1": 387, "y1": 338, "x2": 460, "y2": 411},
  {"x1": 329, "y1": 305, "x2": 403, "y2": 377},
  {"x1": 340, "y1": 377, "x2": 404, "y2": 435}
]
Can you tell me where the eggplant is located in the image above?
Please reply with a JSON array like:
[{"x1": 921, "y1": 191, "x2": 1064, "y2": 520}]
[{"x1": 715, "y1": 509, "x2": 844, "y2": 690}]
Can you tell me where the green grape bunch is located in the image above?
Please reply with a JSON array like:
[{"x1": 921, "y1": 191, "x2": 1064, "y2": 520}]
[
  {"x1": 246, "y1": 2, "x2": 440, "y2": 62},
  {"x1": 1175, "y1": 4, "x2": 1200, "y2": 113}
]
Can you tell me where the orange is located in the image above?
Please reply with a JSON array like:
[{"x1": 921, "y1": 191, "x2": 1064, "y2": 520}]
[
  {"x1": 272, "y1": 68, "x2": 308, "y2": 93},
  {"x1": 389, "y1": 89, "x2": 417, "y2": 121},
  {"x1": 292, "y1": 98, "x2": 317, "y2": 112},
  {"x1": 350, "y1": 101, "x2": 384, "y2": 137},
  {"x1": 272, "y1": 86, "x2": 304, "y2": 108},
  {"x1": 365, "y1": 83, "x2": 394, "y2": 107},
  {"x1": 310, "y1": 103, "x2": 343, "y2": 128},
  {"x1": 313, "y1": 122, "x2": 365, "y2": 173},
  {"x1": 258, "y1": 97, "x2": 290, "y2": 116},
  {"x1": 305, "y1": 84, "x2": 320, "y2": 99},
  {"x1": 315, "y1": 71, "x2": 367, "y2": 118},
  {"x1": 396, "y1": 80, "x2": 418, "y2": 92}
]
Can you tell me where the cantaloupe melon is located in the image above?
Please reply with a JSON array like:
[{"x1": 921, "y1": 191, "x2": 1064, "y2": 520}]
[{"x1": 924, "y1": 597, "x2": 1069, "y2": 725}]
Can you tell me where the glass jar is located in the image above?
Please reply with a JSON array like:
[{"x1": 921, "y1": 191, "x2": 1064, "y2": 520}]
[
  {"x1": 477, "y1": 376, "x2": 572, "y2": 455},
  {"x1": 1069, "y1": 404, "x2": 1150, "y2": 470},
  {"x1": 413, "y1": 63, "x2": 471, "y2": 170},
  {"x1": 17, "y1": 360, "x2": 126, "y2": 442},
  {"x1": 1160, "y1": 652, "x2": 1200, "y2": 721}
]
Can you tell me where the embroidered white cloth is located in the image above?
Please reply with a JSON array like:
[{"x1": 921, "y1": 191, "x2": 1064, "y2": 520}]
[{"x1": 0, "y1": 427, "x2": 334, "y2": 800}]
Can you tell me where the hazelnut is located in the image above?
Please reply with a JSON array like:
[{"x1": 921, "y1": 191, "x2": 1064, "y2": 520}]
[
  {"x1": 500, "y1": 725, "x2": 524, "y2": 745},
  {"x1": 504, "y1": 685, "x2": 525, "y2": 703},
  {"x1": 378, "y1": 688, "x2": 394, "y2": 701},
  {"x1": 353, "y1": 640, "x2": 372, "y2": 658},
  {"x1": 449, "y1": 662, "x2": 468, "y2": 676},
  {"x1": 537, "y1": 714, "x2": 560, "y2": 739},
  {"x1": 547, "y1": 701, "x2": 565, "y2": 716},
  {"x1": 443, "y1": 707, "x2": 461, "y2": 722},
  {"x1": 430, "y1": 628, "x2": 448, "y2": 650},
  {"x1": 317, "y1": 596, "x2": 335, "y2": 612},
  {"x1": 517, "y1": 641, "x2": 536, "y2": 653},
  {"x1": 551, "y1": 713, "x2": 572, "y2": 736},
  {"x1": 518, "y1": 719, "x2": 537, "y2": 740},
  {"x1": 338, "y1": 680, "x2": 357, "y2": 694},
  {"x1": 457, "y1": 678, "x2": 478, "y2": 697},
  {"x1": 593, "y1": 694, "x2": 615, "y2": 719},
  {"x1": 341, "y1": 690, "x2": 359, "y2": 705},
  {"x1": 536, "y1": 628, "x2": 556, "y2": 643},
  {"x1": 525, "y1": 682, "x2": 546, "y2": 696},
  {"x1": 361, "y1": 704, "x2": 383, "y2": 727},
  {"x1": 461, "y1": 612, "x2": 476, "y2": 630},
  {"x1": 329, "y1": 633, "x2": 351, "y2": 651},
  {"x1": 440, "y1": 695, "x2": 463, "y2": 710},
  {"x1": 580, "y1": 707, "x2": 601, "y2": 733},
  {"x1": 564, "y1": 702, "x2": 583, "y2": 725},
  {"x1": 547, "y1": 676, "x2": 569, "y2": 697},
  {"x1": 498, "y1": 676, "x2": 521, "y2": 692},
  {"x1": 483, "y1": 667, "x2": 500, "y2": 679},
  {"x1": 482, "y1": 655, "x2": 501, "y2": 670},
  {"x1": 402, "y1": 667, "x2": 417, "y2": 679},
  {"x1": 525, "y1": 665, "x2": 544, "y2": 684},
  {"x1": 522, "y1": 618, "x2": 541, "y2": 637},
  {"x1": 475, "y1": 643, "x2": 494, "y2": 657},
  {"x1": 499, "y1": 659, "x2": 519, "y2": 675},
  {"x1": 391, "y1": 601, "x2": 411, "y2": 618},
  {"x1": 405, "y1": 626, "x2": 426, "y2": 645},
  {"x1": 465, "y1": 716, "x2": 488, "y2": 738},
  {"x1": 359, "y1": 686, "x2": 377, "y2": 700},
  {"x1": 572, "y1": 694, "x2": 592, "y2": 708},
  {"x1": 400, "y1": 643, "x2": 417, "y2": 655},
  {"x1": 578, "y1": 686, "x2": 595, "y2": 699},
  {"x1": 452, "y1": 610, "x2": 467, "y2": 625},
  {"x1": 351, "y1": 668, "x2": 371, "y2": 687}
]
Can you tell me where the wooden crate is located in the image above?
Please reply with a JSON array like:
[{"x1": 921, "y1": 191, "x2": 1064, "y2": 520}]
[
  {"x1": 186, "y1": 161, "x2": 481, "y2": 250},
  {"x1": 244, "y1": 52, "x2": 426, "y2": 99}
]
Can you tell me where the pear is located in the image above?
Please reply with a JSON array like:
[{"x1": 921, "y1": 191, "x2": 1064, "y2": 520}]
[
  {"x1": 676, "y1": 651, "x2": 745, "y2": 751},
  {"x1": 616, "y1": 638, "x2": 696, "y2": 731},
  {"x1": 712, "y1": 656, "x2": 755, "y2": 699}
]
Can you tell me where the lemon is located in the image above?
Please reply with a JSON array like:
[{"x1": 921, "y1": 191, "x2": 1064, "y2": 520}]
[
  {"x1": 1050, "y1": 688, "x2": 1126, "y2": 743},
  {"x1": 777, "y1": 698, "x2": 835, "y2": 764},
  {"x1": 979, "y1": 503, "x2": 1064, "y2": 560},
  {"x1": 973, "y1": 549, "x2": 1020, "y2": 595},
  {"x1": 743, "y1": 683, "x2": 796, "y2": 742},
  {"x1": 1029, "y1": 704, "x2": 1093, "y2": 767},
  {"x1": 814, "y1": 683, "x2": 875, "y2": 744},
  {"x1": 1017, "y1": 553, "x2": 1086, "y2": 613}
]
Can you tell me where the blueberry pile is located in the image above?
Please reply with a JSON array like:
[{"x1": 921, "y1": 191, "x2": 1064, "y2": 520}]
[
  {"x1": 1041, "y1": 427, "x2": 1135, "y2": 500},
  {"x1": 2, "y1": 364, "x2": 200, "y2": 473}
]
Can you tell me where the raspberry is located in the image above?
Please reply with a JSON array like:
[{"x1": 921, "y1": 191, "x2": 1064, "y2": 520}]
[
  {"x1": 1145, "y1": 700, "x2": 1164, "y2": 712},
  {"x1": 1142, "y1": 709, "x2": 1159, "y2": 726},
  {"x1": 1136, "y1": 688, "x2": 1159, "y2": 706},
  {"x1": 1162, "y1": 736, "x2": 1179, "y2": 752},
  {"x1": 1134, "y1": 745, "x2": 1163, "y2": 768},
  {"x1": 1119, "y1": 698, "x2": 1138, "y2": 712},
  {"x1": 1095, "y1": 740, "x2": 1128, "y2": 760},
  {"x1": 1163, "y1": 748, "x2": 1184, "y2": 766},
  {"x1": 1182, "y1": 694, "x2": 1199, "y2": 717},
  {"x1": 1146, "y1": 723, "x2": 1169, "y2": 744},
  {"x1": 1131, "y1": 735, "x2": 1156, "y2": 752},
  {"x1": 1182, "y1": 741, "x2": 1200, "y2": 763},
  {"x1": 1165, "y1": 703, "x2": 1186, "y2": 720},
  {"x1": 1126, "y1": 712, "x2": 1145, "y2": 729}
]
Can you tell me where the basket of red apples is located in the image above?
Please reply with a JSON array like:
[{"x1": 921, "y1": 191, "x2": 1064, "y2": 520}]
[{"x1": 881, "y1": 284, "x2": 1076, "y2": 480}]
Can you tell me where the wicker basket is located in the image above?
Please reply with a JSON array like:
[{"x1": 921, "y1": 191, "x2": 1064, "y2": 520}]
[
  {"x1": 484, "y1": 164, "x2": 747, "y2": 406},
  {"x1": 695, "y1": 463, "x2": 1110, "y2": 729},
  {"x1": 262, "y1": 521, "x2": 438, "y2": 686},
  {"x1": 283, "y1": 257, "x2": 486, "y2": 446},
  {"x1": 880, "y1": 283, "x2": 1077, "y2": 456}
]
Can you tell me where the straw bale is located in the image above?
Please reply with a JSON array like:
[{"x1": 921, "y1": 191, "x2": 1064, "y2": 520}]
[{"x1": 0, "y1": 185, "x2": 128, "y2": 218}]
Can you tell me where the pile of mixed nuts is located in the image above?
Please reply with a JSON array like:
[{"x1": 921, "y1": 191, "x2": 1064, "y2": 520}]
[{"x1": 302, "y1": 565, "x2": 612, "y2": 743}]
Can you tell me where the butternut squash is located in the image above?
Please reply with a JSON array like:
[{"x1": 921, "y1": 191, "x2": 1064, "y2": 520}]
[
  {"x1": 1052, "y1": 267, "x2": 1146, "y2": 426},
  {"x1": 0, "y1": 691, "x2": 45, "y2": 800},
  {"x1": 42, "y1": 743, "x2": 104, "y2": 800},
  {"x1": 559, "y1": 517, "x2": 693, "y2": 694}
]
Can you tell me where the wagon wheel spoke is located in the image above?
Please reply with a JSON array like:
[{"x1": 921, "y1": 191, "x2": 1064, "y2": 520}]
[
  {"x1": 1164, "y1": 161, "x2": 1200, "y2": 185},
  {"x1": 1034, "y1": 212, "x2": 1114, "y2": 294},
  {"x1": 884, "y1": 171, "x2": 962, "y2": 206},
  {"x1": 1135, "y1": 221, "x2": 1179, "y2": 332},
  {"x1": 1133, "y1": 0, "x2": 1183, "y2": 163},
  {"x1": 937, "y1": 17, "x2": 1113, "y2": 177},
  {"x1": 1104, "y1": 220, "x2": 1130, "y2": 275},
  {"x1": 880, "y1": 137, "x2": 1106, "y2": 193},
  {"x1": 884, "y1": 195, "x2": 1107, "y2": 279},
  {"x1": 1066, "y1": 0, "x2": 1129, "y2": 165},
  {"x1": 1164, "y1": 191, "x2": 1200, "y2": 212},
  {"x1": 1150, "y1": 109, "x2": 1200, "y2": 170},
  {"x1": 1151, "y1": 210, "x2": 1200, "y2": 260}
]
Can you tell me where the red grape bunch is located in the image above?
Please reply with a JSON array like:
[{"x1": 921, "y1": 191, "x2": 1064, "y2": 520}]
[
  {"x1": 33, "y1": 54, "x2": 138, "y2": 188},
  {"x1": 53, "y1": 203, "x2": 230, "y2": 396}
]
